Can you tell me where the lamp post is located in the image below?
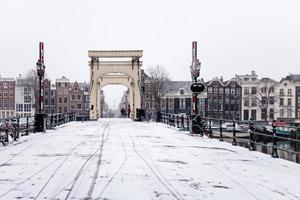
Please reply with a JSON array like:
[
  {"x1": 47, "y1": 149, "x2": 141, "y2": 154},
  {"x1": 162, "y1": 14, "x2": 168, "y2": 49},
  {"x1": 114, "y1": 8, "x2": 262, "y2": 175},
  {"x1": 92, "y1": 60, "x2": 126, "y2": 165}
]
[{"x1": 35, "y1": 42, "x2": 46, "y2": 132}]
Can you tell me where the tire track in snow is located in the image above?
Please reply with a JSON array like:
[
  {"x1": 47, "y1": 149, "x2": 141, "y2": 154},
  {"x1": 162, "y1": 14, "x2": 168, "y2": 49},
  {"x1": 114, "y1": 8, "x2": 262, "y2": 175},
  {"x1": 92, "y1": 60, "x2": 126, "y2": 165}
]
[
  {"x1": 95, "y1": 122, "x2": 128, "y2": 200},
  {"x1": 183, "y1": 146, "x2": 260, "y2": 200},
  {"x1": 86, "y1": 123, "x2": 111, "y2": 199},
  {"x1": 63, "y1": 122, "x2": 110, "y2": 200},
  {"x1": 126, "y1": 123, "x2": 185, "y2": 200},
  {"x1": 0, "y1": 158, "x2": 60, "y2": 199},
  {"x1": 32, "y1": 142, "x2": 83, "y2": 200}
]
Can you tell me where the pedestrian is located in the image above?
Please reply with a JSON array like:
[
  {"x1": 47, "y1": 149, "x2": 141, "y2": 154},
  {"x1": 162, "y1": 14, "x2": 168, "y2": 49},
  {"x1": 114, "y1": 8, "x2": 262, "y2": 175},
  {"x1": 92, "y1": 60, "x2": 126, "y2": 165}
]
[{"x1": 127, "y1": 104, "x2": 131, "y2": 118}]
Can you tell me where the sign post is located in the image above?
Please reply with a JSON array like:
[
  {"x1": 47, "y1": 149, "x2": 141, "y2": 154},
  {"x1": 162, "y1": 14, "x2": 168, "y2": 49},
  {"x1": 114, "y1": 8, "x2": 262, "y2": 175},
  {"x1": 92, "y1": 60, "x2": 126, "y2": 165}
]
[{"x1": 190, "y1": 41, "x2": 205, "y2": 134}]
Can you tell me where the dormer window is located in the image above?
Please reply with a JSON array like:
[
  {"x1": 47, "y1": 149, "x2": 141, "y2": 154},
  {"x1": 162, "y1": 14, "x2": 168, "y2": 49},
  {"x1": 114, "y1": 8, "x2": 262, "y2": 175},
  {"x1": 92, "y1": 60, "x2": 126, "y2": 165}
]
[{"x1": 179, "y1": 89, "x2": 184, "y2": 95}]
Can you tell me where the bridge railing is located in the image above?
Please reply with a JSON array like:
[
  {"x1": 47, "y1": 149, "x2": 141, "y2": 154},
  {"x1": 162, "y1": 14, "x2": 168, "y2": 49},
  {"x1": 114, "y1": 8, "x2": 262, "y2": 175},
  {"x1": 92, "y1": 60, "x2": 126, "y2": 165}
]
[
  {"x1": 159, "y1": 112, "x2": 300, "y2": 162},
  {"x1": 0, "y1": 112, "x2": 77, "y2": 147}
]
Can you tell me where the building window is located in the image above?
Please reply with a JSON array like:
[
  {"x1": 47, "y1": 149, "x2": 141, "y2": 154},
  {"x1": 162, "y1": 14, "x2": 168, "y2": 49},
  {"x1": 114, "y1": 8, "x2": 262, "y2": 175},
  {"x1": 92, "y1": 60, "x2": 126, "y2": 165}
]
[
  {"x1": 59, "y1": 98, "x2": 62, "y2": 103},
  {"x1": 24, "y1": 96, "x2": 31, "y2": 103},
  {"x1": 225, "y1": 88, "x2": 230, "y2": 94},
  {"x1": 9, "y1": 99, "x2": 14, "y2": 109},
  {"x1": 179, "y1": 98, "x2": 185, "y2": 109},
  {"x1": 288, "y1": 98, "x2": 292, "y2": 106},
  {"x1": 168, "y1": 98, "x2": 174, "y2": 109},
  {"x1": 9, "y1": 82, "x2": 14, "y2": 87},
  {"x1": 280, "y1": 89, "x2": 284, "y2": 96},
  {"x1": 236, "y1": 88, "x2": 241, "y2": 94},
  {"x1": 261, "y1": 87, "x2": 266, "y2": 93},
  {"x1": 3, "y1": 100, "x2": 8, "y2": 109},
  {"x1": 244, "y1": 78, "x2": 249, "y2": 81},
  {"x1": 51, "y1": 99, "x2": 55, "y2": 105},
  {"x1": 244, "y1": 98, "x2": 249, "y2": 107},
  {"x1": 71, "y1": 95, "x2": 75, "y2": 100},
  {"x1": 251, "y1": 110, "x2": 257, "y2": 120},
  {"x1": 77, "y1": 95, "x2": 81, "y2": 100},
  {"x1": 269, "y1": 109, "x2": 274, "y2": 119},
  {"x1": 244, "y1": 87, "x2": 249, "y2": 95},
  {"x1": 244, "y1": 110, "x2": 249, "y2": 120},
  {"x1": 280, "y1": 98, "x2": 284, "y2": 106},
  {"x1": 287, "y1": 109, "x2": 292, "y2": 118},
  {"x1": 0, "y1": 100, "x2": 2, "y2": 109},
  {"x1": 45, "y1": 99, "x2": 49, "y2": 106},
  {"x1": 269, "y1": 96, "x2": 275, "y2": 105},
  {"x1": 251, "y1": 87, "x2": 257, "y2": 94},
  {"x1": 64, "y1": 107, "x2": 67, "y2": 112},
  {"x1": 269, "y1": 87, "x2": 274, "y2": 93},
  {"x1": 9, "y1": 90, "x2": 13, "y2": 97},
  {"x1": 161, "y1": 99, "x2": 166, "y2": 109},
  {"x1": 261, "y1": 109, "x2": 267, "y2": 120},
  {"x1": 280, "y1": 109, "x2": 284, "y2": 117},
  {"x1": 77, "y1": 104, "x2": 82, "y2": 110},
  {"x1": 64, "y1": 98, "x2": 68, "y2": 103},
  {"x1": 208, "y1": 87, "x2": 212, "y2": 93},
  {"x1": 3, "y1": 91, "x2": 8, "y2": 97},
  {"x1": 288, "y1": 89, "x2": 292, "y2": 96},
  {"x1": 24, "y1": 104, "x2": 31, "y2": 112},
  {"x1": 251, "y1": 99, "x2": 257, "y2": 107},
  {"x1": 180, "y1": 89, "x2": 184, "y2": 95},
  {"x1": 16, "y1": 104, "x2": 23, "y2": 112},
  {"x1": 0, "y1": 91, "x2": 2, "y2": 97},
  {"x1": 146, "y1": 102, "x2": 150, "y2": 109},
  {"x1": 213, "y1": 87, "x2": 218, "y2": 93}
]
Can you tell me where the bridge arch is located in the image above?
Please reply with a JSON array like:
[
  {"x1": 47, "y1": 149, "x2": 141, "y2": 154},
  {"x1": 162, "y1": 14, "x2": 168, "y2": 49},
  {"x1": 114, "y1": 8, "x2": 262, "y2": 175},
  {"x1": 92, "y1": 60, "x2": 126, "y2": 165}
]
[{"x1": 89, "y1": 50, "x2": 143, "y2": 120}]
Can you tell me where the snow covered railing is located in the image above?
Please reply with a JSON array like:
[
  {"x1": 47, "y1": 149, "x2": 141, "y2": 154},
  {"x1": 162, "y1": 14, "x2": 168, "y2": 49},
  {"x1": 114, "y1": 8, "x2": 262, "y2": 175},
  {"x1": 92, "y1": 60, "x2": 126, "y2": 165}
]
[
  {"x1": 0, "y1": 112, "x2": 78, "y2": 147},
  {"x1": 159, "y1": 112, "x2": 300, "y2": 163}
]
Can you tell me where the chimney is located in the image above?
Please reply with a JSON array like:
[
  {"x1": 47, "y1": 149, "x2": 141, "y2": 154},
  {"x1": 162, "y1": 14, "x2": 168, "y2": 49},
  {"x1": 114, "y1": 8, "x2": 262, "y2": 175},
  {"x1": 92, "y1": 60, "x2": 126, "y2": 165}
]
[
  {"x1": 251, "y1": 71, "x2": 256, "y2": 76},
  {"x1": 220, "y1": 76, "x2": 223, "y2": 82}
]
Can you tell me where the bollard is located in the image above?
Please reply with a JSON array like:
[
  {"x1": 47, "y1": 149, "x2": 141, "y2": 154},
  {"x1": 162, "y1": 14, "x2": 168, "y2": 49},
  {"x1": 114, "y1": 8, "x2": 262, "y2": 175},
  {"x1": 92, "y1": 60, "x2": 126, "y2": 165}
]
[
  {"x1": 181, "y1": 115, "x2": 184, "y2": 130},
  {"x1": 176, "y1": 115, "x2": 179, "y2": 128},
  {"x1": 173, "y1": 115, "x2": 176, "y2": 127},
  {"x1": 187, "y1": 115, "x2": 190, "y2": 131},
  {"x1": 232, "y1": 120, "x2": 237, "y2": 146},
  {"x1": 219, "y1": 119, "x2": 223, "y2": 141},
  {"x1": 25, "y1": 117, "x2": 29, "y2": 135},
  {"x1": 209, "y1": 118, "x2": 213, "y2": 138},
  {"x1": 271, "y1": 120, "x2": 279, "y2": 158},
  {"x1": 249, "y1": 119, "x2": 255, "y2": 151}
]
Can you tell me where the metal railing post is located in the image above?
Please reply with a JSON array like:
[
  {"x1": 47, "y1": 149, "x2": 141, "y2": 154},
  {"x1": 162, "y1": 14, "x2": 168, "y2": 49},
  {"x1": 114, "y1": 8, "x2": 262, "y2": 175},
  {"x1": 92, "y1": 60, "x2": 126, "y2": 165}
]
[
  {"x1": 186, "y1": 115, "x2": 190, "y2": 131},
  {"x1": 26, "y1": 117, "x2": 29, "y2": 135},
  {"x1": 181, "y1": 115, "x2": 184, "y2": 130},
  {"x1": 249, "y1": 119, "x2": 255, "y2": 151},
  {"x1": 209, "y1": 118, "x2": 213, "y2": 138},
  {"x1": 232, "y1": 120, "x2": 237, "y2": 146},
  {"x1": 271, "y1": 120, "x2": 279, "y2": 158},
  {"x1": 219, "y1": 119, "x2": 223, "y2": 141}
]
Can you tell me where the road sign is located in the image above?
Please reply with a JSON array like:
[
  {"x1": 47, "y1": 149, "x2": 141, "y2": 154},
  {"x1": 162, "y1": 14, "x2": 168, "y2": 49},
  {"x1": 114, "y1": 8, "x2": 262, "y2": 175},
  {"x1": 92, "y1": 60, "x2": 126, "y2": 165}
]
[{"x1": 190, "y1": 82, "x2": 205, "y2": 93}]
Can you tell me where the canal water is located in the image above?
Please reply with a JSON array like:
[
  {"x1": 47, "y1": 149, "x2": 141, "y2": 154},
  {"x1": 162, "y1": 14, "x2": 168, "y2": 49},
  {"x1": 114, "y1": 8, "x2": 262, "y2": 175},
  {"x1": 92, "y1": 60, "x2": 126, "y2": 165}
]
[{"x1": 222, "y1": 137, "x2": 300, "y2": 164}]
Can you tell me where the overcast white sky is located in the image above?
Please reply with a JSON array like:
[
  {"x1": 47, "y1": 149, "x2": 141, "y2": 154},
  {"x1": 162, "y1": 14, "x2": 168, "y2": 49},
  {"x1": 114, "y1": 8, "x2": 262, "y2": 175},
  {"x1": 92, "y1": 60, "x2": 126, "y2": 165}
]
[{"x1": 1, "y1": 0, "x2": 300, "y2": 107}]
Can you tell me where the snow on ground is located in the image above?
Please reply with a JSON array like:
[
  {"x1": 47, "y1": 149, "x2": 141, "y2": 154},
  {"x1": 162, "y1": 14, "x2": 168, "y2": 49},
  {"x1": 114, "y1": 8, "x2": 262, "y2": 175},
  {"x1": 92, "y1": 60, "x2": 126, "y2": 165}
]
[{"x1": 0, "y1": 119, "x2": 299, "y2": 200}]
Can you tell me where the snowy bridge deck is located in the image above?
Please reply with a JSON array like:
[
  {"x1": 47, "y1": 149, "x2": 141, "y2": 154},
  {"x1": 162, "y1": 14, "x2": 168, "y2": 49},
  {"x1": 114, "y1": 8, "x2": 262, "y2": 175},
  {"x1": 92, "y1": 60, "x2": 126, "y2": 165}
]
[{"x1": 0, "y1": 119, "x2": 299, "y2": 200}]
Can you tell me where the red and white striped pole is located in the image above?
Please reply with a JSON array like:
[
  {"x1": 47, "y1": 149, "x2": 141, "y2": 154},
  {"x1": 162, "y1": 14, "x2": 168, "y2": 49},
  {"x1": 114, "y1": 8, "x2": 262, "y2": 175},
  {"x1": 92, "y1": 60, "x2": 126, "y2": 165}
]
[{"x1": 38, "y1": 42, "x2": 45, "y2": 114}]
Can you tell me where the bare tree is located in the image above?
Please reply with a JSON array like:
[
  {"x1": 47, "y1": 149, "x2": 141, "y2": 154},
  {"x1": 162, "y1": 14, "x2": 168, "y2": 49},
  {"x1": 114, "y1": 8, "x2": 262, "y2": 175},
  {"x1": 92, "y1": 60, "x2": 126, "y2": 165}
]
[
  {"x1": 255, "y1": 79, "x2": 277, "y2": 122},
  {"x1": 25, "y1": 69, "x2": 39, "y2": 112},
  {"x1": 146, "y1": 65, "x2": 170, "y2": 111}
]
